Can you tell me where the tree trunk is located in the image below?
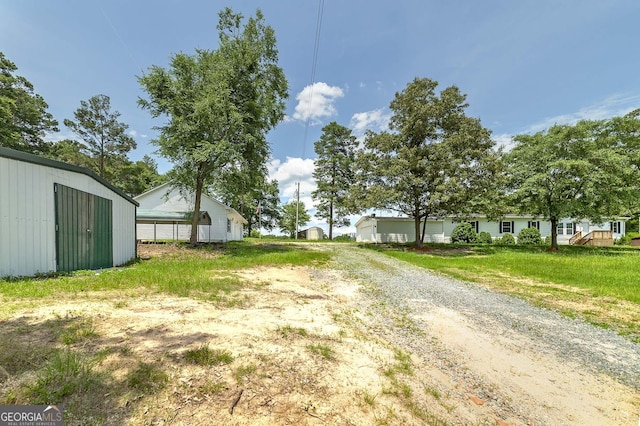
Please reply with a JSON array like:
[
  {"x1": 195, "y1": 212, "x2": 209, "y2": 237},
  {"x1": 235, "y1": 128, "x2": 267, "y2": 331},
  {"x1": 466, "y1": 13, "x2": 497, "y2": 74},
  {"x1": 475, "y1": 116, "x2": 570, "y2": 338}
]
[
  {"x1": 190, "y1": 172, "x2": 205, "y2": 246},
  {"x1": 329, "y1": 199, "x2": 334, "y2": 240},
  {"x1": 414, "y1": 216, "x2": 422, "y2": 247},
  {"x1": 550, "y1": 217, "x2": 558, "y2": 251}
]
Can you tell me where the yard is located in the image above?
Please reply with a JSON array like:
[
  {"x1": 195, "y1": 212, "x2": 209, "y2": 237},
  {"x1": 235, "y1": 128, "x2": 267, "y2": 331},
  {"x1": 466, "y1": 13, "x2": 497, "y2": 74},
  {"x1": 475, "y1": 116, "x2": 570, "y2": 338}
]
[{"x1": 0, "y1": 241, "x2": 638, "y2": 425}]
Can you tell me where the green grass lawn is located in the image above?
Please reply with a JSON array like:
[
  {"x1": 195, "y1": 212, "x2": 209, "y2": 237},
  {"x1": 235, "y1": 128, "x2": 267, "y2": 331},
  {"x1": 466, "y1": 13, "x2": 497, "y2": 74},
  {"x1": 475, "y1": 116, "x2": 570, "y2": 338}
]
[
  {"x1": 0, "y1": 241, "x2": 330, "y2": 301},
  {"x1": 369, "y1": 243, "x2": 640, "y2": 341},
  {"x1": 377, "y1": 244, "x2": 640, "y2": 304}
]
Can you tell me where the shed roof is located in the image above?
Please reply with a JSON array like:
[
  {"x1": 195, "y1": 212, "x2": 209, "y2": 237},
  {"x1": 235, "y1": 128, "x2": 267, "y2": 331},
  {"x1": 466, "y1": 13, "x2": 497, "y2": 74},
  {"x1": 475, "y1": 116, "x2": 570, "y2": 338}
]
[
  {"x1": 134, "y1": 182, "x2": 247, "y2": 224},
  {"x1": 0, "y1": 146, "x2": 139, "y2": 207},
  {"x1": 136, "y1": 209, "x2": 211, "y2": 224}
]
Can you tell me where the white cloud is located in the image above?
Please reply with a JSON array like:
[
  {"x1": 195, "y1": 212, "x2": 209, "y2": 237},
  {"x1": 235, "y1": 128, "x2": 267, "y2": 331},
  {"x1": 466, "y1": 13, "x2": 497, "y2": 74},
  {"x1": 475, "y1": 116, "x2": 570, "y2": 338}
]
[
  {"x1": 350, "y1": 109, "x2": 391, "y2": 135},
  {"x1": 292, "y1": 82, "x2": 344, "y2": 124},
  {"x1": 128, "y1": 129, "x2": 148, "y2": 138},
  {"x1": 526, "y1": 93, "x2": 640, "y2": 133},
  {"x1": 493, "y1": 133, "x2": 514, "y2": 151},
  {"x1": 495, "y1": 93, "x2": 640, "y2": 152}
]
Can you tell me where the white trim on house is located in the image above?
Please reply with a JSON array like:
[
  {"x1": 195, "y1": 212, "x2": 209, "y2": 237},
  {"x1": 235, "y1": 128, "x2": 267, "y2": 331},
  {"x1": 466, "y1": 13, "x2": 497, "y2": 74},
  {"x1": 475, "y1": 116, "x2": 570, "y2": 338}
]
[{"x1": 355, "y1": 215, "x2": 628, "y2": 244}]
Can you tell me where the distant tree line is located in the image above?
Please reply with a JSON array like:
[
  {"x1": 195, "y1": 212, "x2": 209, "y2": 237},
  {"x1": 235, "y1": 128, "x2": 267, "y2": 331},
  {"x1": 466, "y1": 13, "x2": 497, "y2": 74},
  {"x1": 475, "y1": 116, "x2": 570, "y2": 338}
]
[
  {"x1": 0, "y1": 52, "x2": 165, "y2": 196},
  {"x1": 4, "y1": 8, "x2": 640, "y2": 249},
  {"x1": 311, "y1": 77, "x2": 640, "y2": 250}
]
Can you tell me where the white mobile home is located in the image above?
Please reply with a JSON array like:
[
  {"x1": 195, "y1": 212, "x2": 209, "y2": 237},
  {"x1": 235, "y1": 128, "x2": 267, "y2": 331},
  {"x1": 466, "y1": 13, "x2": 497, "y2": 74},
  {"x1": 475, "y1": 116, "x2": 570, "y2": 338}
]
[
  {"x1": 0, "y1": 147, "x2": 138, "y2": 278},
  {"x1": 355, "y1": 215, "x2": 627, "y2": 244},
  {"x1": 134, "y1": 183, "x2": 246, "y2": 242}
]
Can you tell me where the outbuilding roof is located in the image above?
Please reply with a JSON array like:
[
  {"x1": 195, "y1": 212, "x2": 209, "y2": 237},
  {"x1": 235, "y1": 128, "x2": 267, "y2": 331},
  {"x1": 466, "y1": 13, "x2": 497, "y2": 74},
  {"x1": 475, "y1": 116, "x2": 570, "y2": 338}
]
[
  {"x1": 0, "y1": 146, "x2": 139, "y2": 206},
  {"x1": 136, "y1": 209, "x2": 211, "y2": 224}
]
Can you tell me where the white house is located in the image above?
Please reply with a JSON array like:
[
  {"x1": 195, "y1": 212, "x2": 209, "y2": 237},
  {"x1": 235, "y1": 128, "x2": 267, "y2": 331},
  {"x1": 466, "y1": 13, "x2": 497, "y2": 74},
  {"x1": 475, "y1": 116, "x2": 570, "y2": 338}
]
[
  {"x1": 134, "y1": 183, "x2": 246, "y2": 242},
  {"x1": 0, "y1": 147, "x2": 138, "y2": 278},
  {"x1": 355, "y1": 214, "x2": 627, "y2": 245}
]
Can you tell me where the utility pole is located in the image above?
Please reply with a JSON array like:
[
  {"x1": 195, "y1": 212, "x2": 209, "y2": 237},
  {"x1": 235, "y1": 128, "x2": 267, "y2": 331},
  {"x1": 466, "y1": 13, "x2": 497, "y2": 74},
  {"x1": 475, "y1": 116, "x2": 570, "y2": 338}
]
[{"x1": 295, "y1": 182, "x2": 300, "y2": 239}]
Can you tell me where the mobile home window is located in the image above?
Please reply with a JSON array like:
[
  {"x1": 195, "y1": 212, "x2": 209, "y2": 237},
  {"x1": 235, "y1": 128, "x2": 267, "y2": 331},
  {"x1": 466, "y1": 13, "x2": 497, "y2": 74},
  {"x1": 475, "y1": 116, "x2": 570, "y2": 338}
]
[
  {"x1": 469, "y1": 221, "x2": 479, "y2": 233},
  {"x1": 611, "y1": 221, "x2": 621, "y2": 233},
  {"x1": 500, "y1": 221, "x2": 514, "y2": 234},
  {"x1": 227, "y1": 218, "x2": 231, "y2": 233},
  {"x1": 566, "y1": 222, "x2": 574, "y2": 235},
  {"x1": 527, "y1": 221, "x2": 540, "y2": 230},
  {"x1": 559, "y1": 222, "x2": 574, "y2": 235}
]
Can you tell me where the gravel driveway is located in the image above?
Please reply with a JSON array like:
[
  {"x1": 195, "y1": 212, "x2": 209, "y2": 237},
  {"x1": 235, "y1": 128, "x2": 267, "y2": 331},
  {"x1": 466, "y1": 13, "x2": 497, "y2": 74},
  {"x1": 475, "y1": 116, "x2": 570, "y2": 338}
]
[{"x1": 328, "y1": 244, "x2": 640, "y2": 425}]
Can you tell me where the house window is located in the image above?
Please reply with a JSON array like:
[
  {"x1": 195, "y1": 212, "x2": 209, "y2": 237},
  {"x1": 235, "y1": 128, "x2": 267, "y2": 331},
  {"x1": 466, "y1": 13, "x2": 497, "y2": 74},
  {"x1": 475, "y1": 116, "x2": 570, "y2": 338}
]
[
  {"x1": 500, "y1": 221, "x2": 514, "y2": 234},
  {"x1": 527, "y1": 221, "x2": 540, "y2": 230},
  {"x1": 558, "y1": 222, "x2": 574, "y2": 235},
  {"x1": 469, "y1": 221, "x2": 479, "y2": 233},
  {"x1": 566, "y1": 222, "x2": 574, "y2": 235},
  {"x1": 611, "y1": 221, "x2": 621, "y2": 234},
  {"x1": 227, "y1": 218, "x2": 231, "y2": 233}
]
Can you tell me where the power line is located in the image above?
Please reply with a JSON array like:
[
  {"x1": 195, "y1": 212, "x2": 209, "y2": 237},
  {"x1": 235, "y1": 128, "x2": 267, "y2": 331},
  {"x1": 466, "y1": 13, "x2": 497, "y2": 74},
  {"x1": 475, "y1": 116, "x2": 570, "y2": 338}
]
[{"x1": 301, "y1": 0, "x2": 325, "y2": 158}]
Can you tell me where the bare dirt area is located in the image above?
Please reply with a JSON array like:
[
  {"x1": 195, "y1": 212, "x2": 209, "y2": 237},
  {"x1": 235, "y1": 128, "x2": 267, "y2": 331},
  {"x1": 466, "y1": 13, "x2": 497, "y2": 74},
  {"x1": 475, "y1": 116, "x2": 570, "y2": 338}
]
[{"x1": 1, "y1": 243, "x2": 639, "y2": 425}]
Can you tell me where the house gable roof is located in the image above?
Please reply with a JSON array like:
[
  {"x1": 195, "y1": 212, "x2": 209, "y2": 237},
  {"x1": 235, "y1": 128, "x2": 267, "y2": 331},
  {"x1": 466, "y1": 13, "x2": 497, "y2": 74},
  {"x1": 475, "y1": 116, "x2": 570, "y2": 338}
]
[{"x1": 134, "y1": 182, "x2": 247, "y2": 224}]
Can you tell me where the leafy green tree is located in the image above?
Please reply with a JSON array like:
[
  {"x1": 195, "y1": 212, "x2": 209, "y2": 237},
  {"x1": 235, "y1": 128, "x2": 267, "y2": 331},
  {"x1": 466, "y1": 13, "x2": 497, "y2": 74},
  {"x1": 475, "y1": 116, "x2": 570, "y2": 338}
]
[
  {"x1": 48, "y1": 138, "x2": 165, "y2": 196},
  {"x1": 112, "y1": 155, "x2": 167, "y2": 197},
  {"x1": 312, "y1": 122, "x2": 358, "y2": 239},
  {"x1": 138, "y1": 8, "x2": 288, "y2": 245},
  {"x1": 220, "y1": 177, "x2": 281, "y2": 236},
  {"x1": 279, "y1": 201, "x2": 310, "y2": 238},
  {"x1": 47, "y1": 139, "x2": 93, "y2": 169},
  {"x1": 506, "y1": 119, "x2": 636, "y2": 250},
  {"x1": 0, "y1": 52, "x2": 58, "y2": 154},
  {"x1": 355, "y1": 77, "x2": 504, "y2": 247},
  {"x1": 63, "y1": 94, "x2": 136, "y2": 179}
]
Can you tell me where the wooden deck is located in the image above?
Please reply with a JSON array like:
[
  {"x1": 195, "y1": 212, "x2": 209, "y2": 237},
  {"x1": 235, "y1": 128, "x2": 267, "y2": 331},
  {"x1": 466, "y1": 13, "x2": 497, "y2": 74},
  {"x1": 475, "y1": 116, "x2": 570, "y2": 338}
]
[{"x1": 569, "y1": 230, "x2": 613, "y2": 246}]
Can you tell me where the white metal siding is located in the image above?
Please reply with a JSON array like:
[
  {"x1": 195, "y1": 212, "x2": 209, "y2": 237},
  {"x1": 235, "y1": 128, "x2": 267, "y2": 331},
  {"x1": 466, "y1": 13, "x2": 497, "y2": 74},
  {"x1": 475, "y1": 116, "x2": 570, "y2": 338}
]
[
  {"x1": 378, "y1": 220, "x2": 416, "y2": 243},
  {"x1": 135, "y1": 186, "x2": 244, "y2": 242},
  {"x1": 0, "y1": 157, "x2": 136, "y2": 278},
  {"x1": 355, "y1": 219, "x2": 376, "y2": 242}
]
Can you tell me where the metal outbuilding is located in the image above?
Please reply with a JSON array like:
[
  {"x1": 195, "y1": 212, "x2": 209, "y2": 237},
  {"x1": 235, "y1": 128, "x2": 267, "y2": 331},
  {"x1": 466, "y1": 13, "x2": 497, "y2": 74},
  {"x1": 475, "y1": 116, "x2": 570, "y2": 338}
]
[
  {"x1": 134, "y1": 183, "x2": 246, "y2": 242},
  {"x1": 0, "y1": 147, "x2": 138, "y2": 278}
]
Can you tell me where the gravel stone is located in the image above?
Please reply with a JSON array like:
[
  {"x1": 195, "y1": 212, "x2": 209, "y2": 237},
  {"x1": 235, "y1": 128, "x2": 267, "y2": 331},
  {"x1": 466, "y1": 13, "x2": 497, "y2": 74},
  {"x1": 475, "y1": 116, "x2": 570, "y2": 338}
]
[{"x1": 330, "y1": 244, "x2": 640, "y2": 390}]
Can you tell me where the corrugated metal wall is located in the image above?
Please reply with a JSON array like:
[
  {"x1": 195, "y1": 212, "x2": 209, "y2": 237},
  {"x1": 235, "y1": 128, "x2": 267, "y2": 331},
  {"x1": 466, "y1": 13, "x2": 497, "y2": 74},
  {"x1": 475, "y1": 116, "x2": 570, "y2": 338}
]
[{"x1": 0, "y1": 156, "x2": 136, "y2": 278}]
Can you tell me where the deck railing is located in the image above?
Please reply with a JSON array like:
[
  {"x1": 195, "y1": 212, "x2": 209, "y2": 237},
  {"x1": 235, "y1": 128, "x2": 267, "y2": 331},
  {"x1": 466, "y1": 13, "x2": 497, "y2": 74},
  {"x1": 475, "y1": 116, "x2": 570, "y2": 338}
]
[
  {"x1": 570, "y1": 230, "x2": 613, "y2": 246},
  {"x1": 569, "y1": 231, "x2": 582, "y2": 245}
]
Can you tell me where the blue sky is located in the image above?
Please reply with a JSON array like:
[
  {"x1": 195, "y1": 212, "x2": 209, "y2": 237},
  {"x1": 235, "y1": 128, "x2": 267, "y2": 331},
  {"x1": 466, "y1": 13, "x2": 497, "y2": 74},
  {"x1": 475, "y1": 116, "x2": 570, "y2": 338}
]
[{"x1": 2, "y1": 1, "x2": 640, "y2": 234}]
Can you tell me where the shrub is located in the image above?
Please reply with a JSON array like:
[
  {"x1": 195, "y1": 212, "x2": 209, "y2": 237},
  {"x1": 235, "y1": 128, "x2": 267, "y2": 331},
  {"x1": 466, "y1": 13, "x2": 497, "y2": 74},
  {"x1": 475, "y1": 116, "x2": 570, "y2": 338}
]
[
  {"x1": 451, "y1": 222, "x2": 477, "y2": 243},
  {"x1": 544, "y1": 235, "x2": 552, "y2": 245},
  {"x1": 476, "y1": 231, "x2": 493, "y2": 244},
  {"x1": 517, "y1": 227, "x2": 542, "y2": 245},
  {"x1": 500, "y1": 233, "x2": 515, "y2": 245}
]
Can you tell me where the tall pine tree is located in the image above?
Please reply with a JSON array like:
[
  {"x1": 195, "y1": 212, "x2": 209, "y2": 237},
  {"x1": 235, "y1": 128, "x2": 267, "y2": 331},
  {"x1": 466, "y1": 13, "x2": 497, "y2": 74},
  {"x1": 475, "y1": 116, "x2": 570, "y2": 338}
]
[{"x1": 312, "y1": 122, "x2": 358, "y2": 239}]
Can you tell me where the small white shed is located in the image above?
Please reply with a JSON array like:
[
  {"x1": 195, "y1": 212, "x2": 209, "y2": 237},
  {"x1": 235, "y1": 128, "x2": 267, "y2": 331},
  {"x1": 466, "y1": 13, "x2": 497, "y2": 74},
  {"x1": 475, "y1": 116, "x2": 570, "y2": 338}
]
[
  {"x1": 297, "y1": 226, "x2": 325, "y2": 240},
  {"x1": 0, "y1": 147, "x2": 138, "y2": 278},
  {"x1": 134, "y1": 183, "x2": 246, "y2": 242}
]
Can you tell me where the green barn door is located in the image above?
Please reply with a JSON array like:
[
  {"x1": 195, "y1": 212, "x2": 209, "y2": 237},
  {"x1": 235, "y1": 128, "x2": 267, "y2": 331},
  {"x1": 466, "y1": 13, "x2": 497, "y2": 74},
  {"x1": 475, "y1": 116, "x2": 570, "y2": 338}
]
[{"x1": 55, "y1": 183, "x2": 113, "y2": 272}]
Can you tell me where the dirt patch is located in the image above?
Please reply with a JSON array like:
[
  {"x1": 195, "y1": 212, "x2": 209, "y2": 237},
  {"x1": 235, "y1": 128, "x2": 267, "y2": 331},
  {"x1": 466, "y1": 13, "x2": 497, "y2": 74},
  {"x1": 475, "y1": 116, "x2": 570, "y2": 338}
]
[{"x1": 1, "y1": 244, "x2": 639, "y2": 425}]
